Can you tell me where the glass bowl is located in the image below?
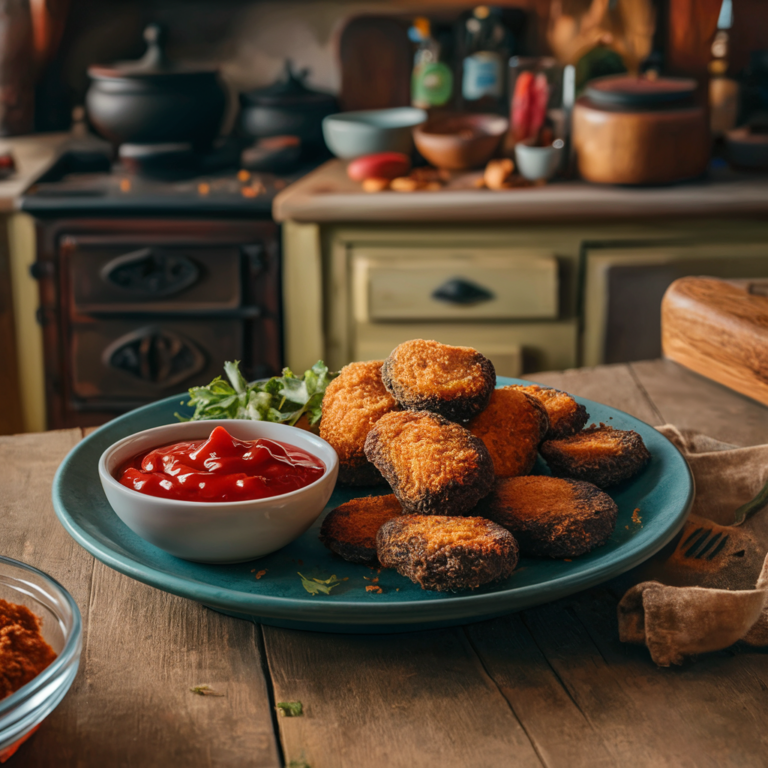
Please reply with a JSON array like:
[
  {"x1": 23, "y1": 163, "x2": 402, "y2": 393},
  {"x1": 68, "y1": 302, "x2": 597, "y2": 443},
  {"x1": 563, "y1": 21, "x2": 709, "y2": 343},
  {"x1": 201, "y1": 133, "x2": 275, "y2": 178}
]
[{"x1": 0, "y1": 556, "x2": 82, "y2": 758}]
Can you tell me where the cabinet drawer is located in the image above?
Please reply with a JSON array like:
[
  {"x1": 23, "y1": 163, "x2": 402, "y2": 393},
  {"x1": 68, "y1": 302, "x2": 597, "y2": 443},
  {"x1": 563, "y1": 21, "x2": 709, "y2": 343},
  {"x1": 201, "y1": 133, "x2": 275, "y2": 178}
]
[
  {"x1": 353, "y1": 320, "x2": 578, "y2": 377},
  {"x1": 70, "y1": 319, "x2": 242, "y2": 400},
  {"x1": 352, "y1": 247, "x2": 558, "y2": 322},
  {"x1": 64, "y1": 236, "x2": 246, "y2": 313}
]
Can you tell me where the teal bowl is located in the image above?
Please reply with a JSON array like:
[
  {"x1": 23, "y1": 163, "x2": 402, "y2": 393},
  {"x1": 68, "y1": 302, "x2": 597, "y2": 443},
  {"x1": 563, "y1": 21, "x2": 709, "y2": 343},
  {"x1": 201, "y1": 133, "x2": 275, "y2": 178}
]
[{"x1": 322, "y1": 107, "x2": 427, "y2": 159}]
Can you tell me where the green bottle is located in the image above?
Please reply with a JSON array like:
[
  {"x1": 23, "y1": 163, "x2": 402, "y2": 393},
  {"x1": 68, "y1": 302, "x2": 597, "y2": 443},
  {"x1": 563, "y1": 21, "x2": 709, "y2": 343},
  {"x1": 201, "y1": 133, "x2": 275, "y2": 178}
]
[{"x1": 411, "y1": 17, "x2": 453, "y2": 110}]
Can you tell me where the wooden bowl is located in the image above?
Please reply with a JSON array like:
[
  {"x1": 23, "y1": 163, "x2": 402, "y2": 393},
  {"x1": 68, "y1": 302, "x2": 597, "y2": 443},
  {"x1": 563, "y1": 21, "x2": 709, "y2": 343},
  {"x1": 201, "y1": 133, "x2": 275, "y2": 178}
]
[{"x1": 413, "y1": 114, "x2": 509, "y2": 170}]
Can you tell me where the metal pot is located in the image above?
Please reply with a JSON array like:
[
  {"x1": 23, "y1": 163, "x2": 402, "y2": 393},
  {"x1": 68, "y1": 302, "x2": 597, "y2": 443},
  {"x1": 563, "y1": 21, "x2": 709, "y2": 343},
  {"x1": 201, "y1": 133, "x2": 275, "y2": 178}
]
[
  {"x1": 86, "y1": 24, "x2": 227, "y2": 149},
  {"x1": 239, "y1": 61, "x2": 337, "y2": 152}
]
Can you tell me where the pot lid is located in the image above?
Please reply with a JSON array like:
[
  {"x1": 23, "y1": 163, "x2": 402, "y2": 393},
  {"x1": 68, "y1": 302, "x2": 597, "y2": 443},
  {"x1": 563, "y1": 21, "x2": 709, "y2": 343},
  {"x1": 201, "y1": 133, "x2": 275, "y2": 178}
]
[
  {"x1": 88, "y1": 24, "x2": 218, "y2": 80},
  {"x1": 586, "y1": 75, "x2": 697, "y2": 108},
  {"x1": 240, "y1": 61, "x2": 337, "y2": 107}
]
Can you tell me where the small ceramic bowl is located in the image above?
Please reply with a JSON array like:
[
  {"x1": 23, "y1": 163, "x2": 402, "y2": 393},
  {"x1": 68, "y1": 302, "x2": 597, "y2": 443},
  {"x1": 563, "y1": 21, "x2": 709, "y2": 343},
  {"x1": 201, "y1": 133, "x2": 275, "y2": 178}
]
[
  {"x1": 322, "y1": 107, "x2": 427, "y2": 159},
  {"x1": 514, "y1": 138, "x2": 565, "y2": 181},
  {"x1": 0, "y1": 556, "x2": 82, "y2": 758},
  {"x1": 725, "y1": 127, "x2": 768, "y2": 170},
  {"x1": 98, "y1": 420, "x2": 339, "y2": 564},
  {"x1": 413, "y1": 113, "x2": 509, "y2": 170}
]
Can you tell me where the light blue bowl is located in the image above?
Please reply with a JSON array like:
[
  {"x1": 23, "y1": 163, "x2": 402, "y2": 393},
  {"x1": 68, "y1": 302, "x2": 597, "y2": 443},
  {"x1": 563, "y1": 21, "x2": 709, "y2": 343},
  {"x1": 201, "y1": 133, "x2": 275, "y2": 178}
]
[
  {"x1": 322, "y1": 107, "x2": 427, "y2": 159},
  {"x1": 0, "y1": 556, "x2": 82, "y2": 754}
]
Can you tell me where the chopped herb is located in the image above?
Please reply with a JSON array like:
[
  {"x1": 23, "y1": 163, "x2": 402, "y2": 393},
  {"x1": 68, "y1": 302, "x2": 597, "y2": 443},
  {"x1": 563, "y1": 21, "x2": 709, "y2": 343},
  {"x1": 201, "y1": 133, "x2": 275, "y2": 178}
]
[
  {"x1": 298, "y1": 572, "x2": 346, "y2": 595},
  {"x1": 175, "y1": 360, "x2": 337, "y2": 427},
  {"x1": 276, "y1": 701, "x2": 304, "y2": 717},
  {"x1": 190, "y1": 684, "x2": 225, "y2": 697}
]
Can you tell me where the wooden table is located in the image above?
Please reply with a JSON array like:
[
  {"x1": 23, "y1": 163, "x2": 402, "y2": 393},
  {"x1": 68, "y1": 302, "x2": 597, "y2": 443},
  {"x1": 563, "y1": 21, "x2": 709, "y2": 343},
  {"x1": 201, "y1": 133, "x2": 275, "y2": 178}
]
[{"x1": 5, "y1": 359, "x2": 768, "y2": 768}]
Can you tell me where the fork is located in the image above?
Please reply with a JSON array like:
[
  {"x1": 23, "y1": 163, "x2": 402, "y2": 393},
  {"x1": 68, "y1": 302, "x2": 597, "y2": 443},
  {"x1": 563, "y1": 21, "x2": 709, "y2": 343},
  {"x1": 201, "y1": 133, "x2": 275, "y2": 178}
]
[{"x1": 680, "y1": 526, "x2": 731, "y2": 561}]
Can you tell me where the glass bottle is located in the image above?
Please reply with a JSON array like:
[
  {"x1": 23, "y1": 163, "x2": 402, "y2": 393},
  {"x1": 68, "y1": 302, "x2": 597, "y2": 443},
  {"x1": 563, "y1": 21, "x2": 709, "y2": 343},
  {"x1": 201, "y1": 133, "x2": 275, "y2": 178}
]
[
  {"x1": 410, "y1": 17, "x2": 453, "y2": 112},
  {"x1": 458, "y1": 6, "x2": 509, "y2": 113}
]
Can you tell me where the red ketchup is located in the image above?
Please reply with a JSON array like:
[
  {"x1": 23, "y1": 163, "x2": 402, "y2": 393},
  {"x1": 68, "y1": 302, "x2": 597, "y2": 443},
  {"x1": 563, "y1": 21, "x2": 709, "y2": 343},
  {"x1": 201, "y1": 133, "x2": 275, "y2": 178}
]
[{"x1": 117, "y1": 426, "x2": 325, "y2": 502}]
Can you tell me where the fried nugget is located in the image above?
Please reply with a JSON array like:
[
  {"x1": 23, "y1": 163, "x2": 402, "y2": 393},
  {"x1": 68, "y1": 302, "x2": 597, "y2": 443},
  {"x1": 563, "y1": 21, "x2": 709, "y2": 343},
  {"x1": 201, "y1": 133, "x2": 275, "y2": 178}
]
[
  {"x1": 364, "y1": 410, "x2": 494, "y2": 515},
  {"x1": 381, "y1": 339, "x2": 495, "y2": 422},
  {"x1": 320, "y1": 360, "x2": 399, "y2": 486},
  {"x1": 540, "y1": 424, "x2": 651, "y2": 488},
  {"x1": 377, "y1": 515, "x2": 519, "y2": 591},
  {"x1": 511, "y1": 385, "x2": 589, "y2": 439},
  {"x1": 480, "y1": 476, "x2": 618, "y2": 558},
  {"x1": 320, "y1": 494, "x2": 403, "y2": 564},
  {"x1": 468, "y1": 387, "x2": 549, "y2": 478}
]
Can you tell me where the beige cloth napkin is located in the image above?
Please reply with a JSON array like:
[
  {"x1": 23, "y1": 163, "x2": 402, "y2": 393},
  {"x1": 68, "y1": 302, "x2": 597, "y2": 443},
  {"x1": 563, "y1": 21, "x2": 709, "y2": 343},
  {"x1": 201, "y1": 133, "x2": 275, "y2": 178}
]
[{"x1": 618, "y1": 425, "x2": 768, "y2": 666}]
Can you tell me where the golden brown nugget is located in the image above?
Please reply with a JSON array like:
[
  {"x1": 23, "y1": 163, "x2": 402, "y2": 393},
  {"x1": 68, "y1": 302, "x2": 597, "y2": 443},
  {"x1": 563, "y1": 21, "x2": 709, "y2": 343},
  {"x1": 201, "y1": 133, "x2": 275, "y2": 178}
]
[
  {"x1": 364, "y1": 410, "x2": 494, "y2": 515},
  {"x1": 320, "y1": 494, "x2": 403, "y2": 564},
  {"x1": 511, "y1": 384, "x2": 589, "y2": 439},
  {"x1": 376, "y1": 515, "x2": 519, "y2": 591},
  {"x1": 381, "y1": 339, "x2": 495, "y2": 422},
  {"x1": 540, "y1": 424, "x2": 651, "y2": 488},
  {"x1": 468, "y1": 387, "x2": 549, "y2": 478},
  {"x1": 320, "y1": 360, "x2": 399, "y2": 486},
  {"x1": 480, "y1": 476, "x2": 618, "y2": 558}
]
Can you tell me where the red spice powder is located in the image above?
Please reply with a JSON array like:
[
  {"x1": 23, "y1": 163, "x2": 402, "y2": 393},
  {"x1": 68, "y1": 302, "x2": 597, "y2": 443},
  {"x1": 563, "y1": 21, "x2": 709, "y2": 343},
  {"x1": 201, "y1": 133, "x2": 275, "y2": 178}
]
[{"x1": 0, "y1": 599, "x2": 58, "y2": 701}]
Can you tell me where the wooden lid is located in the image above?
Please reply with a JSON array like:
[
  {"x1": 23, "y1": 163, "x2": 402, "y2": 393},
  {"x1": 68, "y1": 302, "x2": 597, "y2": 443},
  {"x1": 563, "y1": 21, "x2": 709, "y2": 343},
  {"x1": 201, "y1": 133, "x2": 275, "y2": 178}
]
[{"x1": 586, "y1": 76, "x2": 697, "y2": 108}]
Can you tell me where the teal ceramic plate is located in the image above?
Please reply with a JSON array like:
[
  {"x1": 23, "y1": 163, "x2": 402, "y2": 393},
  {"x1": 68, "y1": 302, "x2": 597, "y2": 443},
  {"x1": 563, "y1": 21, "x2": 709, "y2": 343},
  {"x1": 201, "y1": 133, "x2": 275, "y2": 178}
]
[{"x1": 52, "y1": 378, "x2": 693, "y2": 633}]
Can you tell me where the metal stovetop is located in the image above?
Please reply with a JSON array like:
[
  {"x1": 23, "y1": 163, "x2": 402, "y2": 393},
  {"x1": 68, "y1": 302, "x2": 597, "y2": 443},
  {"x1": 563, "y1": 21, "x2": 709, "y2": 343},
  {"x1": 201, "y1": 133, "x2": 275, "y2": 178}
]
[{"x1": 19, "y1": 137, "x2": 317, "y2": 217}]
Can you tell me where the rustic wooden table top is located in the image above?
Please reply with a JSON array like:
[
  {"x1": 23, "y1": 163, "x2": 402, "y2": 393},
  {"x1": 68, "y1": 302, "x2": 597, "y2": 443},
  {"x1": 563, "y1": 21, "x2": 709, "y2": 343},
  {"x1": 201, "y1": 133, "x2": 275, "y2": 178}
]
[{"x1": 5, "y1": 358, "x2": 768, "y2": 768}]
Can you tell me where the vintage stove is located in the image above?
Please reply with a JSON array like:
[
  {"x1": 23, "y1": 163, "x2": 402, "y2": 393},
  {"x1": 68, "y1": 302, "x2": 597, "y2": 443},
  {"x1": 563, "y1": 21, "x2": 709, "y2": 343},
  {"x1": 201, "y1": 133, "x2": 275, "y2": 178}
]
[{"x1": 21, "y1": 138, "x2": 307, "y2": 430}]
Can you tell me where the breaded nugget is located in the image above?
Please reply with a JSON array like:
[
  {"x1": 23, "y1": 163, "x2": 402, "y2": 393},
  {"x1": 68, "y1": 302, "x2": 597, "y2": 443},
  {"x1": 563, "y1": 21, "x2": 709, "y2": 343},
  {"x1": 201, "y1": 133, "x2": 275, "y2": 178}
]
[
  {"x1": 320, "y1": 360, "x2": 399, "y2": 486},
  {"x1": 468, "y1": 387, "x2": 549, "y2": 478},
  {"x1": 377, "y1": 515, "x2": 519, "y2": 591},
  {"x1": 320, "y1": 494, "x2": 403, "y2": 564},
  {"x1": 480, "y1": 476, "x2": 618, "y2": 558},
  {"x1": 511, "y1": 385, "x2": 589, "y2": 439},
  {"x1": 381, "y1": 339, "x2": 495, "y2": 422},
  {"x1": 540, "y1": 424, "x2": 651, "y2": 488},
  {"x1": 364, "y1": 410, "x2": 494, "y2": 515}
]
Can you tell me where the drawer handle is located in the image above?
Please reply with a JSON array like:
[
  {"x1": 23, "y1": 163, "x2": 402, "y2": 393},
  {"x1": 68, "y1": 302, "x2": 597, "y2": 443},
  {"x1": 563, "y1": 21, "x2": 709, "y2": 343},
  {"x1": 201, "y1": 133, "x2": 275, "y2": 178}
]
[
  {"x1": 102, "y1": 326, "x2": 206, "y2": 388},
  {"x1": 100, "y1": 248, "x2": 200, "y2": 298},
  {"x1": 432, "y1": 278, "x2": 495, "y2": 306}
]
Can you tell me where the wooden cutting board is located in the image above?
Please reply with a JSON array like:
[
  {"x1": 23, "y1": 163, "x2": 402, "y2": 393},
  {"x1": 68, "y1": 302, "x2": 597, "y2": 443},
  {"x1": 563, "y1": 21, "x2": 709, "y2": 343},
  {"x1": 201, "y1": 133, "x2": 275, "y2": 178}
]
[{"x1": 662, "y1": 276, "x2": 768, "y2": 406}]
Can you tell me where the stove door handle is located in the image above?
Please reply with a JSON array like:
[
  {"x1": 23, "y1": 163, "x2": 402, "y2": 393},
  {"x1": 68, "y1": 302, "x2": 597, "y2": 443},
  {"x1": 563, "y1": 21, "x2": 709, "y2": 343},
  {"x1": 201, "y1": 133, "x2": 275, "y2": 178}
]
[{"x1": 100, "y1": 247, "x2": 200, "y2": 298}]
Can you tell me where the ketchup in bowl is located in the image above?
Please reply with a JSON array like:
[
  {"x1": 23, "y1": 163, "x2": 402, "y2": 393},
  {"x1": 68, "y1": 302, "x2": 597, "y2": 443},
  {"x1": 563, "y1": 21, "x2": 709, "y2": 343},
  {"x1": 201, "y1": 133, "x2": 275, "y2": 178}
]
[{"x1": 117, "y1": 425, "x2": 325, "y2": 503}]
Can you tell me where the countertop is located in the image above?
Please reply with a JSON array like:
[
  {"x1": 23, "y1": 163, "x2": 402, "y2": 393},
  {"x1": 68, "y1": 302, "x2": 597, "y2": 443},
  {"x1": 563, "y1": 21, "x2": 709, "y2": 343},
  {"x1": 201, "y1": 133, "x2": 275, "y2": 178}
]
[
  {"x1": 7, "y1": 358, "x2": 768, "y2": 768},
  {"x1": 273, "y1": 159, "x2": 768, "y2": 223},
  {"x1": 0, "y1": 133, "x2": 70, "y2": 212}
]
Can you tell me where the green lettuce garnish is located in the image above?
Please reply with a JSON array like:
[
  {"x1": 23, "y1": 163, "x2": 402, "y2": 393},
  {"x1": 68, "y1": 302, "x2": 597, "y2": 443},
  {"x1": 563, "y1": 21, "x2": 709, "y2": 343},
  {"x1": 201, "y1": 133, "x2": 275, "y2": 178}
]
[{"x1": 176, "y1": 360, "x2": 337, "y2": 426}]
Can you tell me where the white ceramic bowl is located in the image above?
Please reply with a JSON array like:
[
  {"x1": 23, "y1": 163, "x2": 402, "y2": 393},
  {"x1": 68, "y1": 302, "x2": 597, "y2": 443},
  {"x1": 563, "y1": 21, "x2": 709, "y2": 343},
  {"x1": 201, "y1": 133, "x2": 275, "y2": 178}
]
[
  {"x1": 514, "y1": 138, "x2": 565, "y2": 181},
  {"x1": 98, "y1": 420, "x2": 339, "y2": 564},
  {"x1": 322, "y1": 107, "x2": 427, "y2": 159}
]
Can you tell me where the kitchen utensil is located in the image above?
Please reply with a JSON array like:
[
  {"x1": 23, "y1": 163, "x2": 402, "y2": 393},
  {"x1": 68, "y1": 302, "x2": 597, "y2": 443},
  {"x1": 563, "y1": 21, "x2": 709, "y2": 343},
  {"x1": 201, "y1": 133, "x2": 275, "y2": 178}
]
[
  {"x1": 86, "y1": 24, "x2": 227, "y2": 149},
  {"x1": 53, "y1": 377, "x2": 693, "y2": 633},
  {"x1": 662, "y1": 276, "x2": 768, "y2": 407},
  {"x1": 572, "y1": 74, "x2": 710, "y2": 185},
  {"x1": 322, "y1": 108, "x2": 426, "y2": 159},
  {"x1": 514, "y1": 138, "x2": 565, "y2": 181},
  {"x1": 97, "y1": 419, "x2": 338, "y2": 564},
  {"x1": 239, "y1": 61, "x2": 337, "y2": 154},
  {"x1": 0, "y1": 556, "x2": 82, "y2": 756},
  {"x1": 412, "y1": 113, "x2": 508, "y2": 170}
]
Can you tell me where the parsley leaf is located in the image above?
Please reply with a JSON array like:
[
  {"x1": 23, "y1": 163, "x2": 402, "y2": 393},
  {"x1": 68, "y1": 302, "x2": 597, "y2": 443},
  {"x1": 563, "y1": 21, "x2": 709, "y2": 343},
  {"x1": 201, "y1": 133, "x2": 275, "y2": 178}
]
[
  {"x1": 298, "y1": 572, "x2": 346, "y2": 596},
  {"x1": 276, "y1": 701, "x2": 304, "y2": 717}
]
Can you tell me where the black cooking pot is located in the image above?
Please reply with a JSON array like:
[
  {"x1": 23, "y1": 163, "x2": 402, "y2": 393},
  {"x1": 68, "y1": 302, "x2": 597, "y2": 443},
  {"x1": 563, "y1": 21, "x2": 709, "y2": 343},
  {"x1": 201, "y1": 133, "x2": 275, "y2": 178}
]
[
  {"x1": 239, "y1": 61, "x2": 337, "y2": 152},
  {"x1": 86, "y1": 24, "x2": 227, "y2": 149}
]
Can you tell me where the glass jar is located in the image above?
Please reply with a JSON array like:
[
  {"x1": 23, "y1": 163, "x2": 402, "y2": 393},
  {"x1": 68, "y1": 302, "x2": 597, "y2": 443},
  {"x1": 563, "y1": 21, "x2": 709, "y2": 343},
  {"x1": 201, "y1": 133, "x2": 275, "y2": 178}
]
[{"x1": 508, "y1": 56, "x2": 564, "y2": 146}]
